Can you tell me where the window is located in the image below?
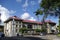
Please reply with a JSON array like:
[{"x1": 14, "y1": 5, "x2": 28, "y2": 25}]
[
  {"x1": 22, "y1": 24, "x2": 26, "y2": 28},
  {"x1": 19, "y1": 25, "x2": 21, "y2": 28},
  {"x1": 19, "y1": 22, "x2": 21, "y2": 24},
  {"x1": 28, "y1": 24, "x2": 32, "y2": 29},
  {"x1": 16, "y1": 25, "x2": 18, "y2": 32}
]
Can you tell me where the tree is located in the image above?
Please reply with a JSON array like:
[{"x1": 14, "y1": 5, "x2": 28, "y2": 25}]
[
  {"x1": 35, "y1": 9, "x2": 48, "y2": 33},
  {"x1": 35, "y1": 0, "x2": 60, "y2": 33},
  {"x1": 36, "y1": 0, "x2": 60, "y2": 32}
]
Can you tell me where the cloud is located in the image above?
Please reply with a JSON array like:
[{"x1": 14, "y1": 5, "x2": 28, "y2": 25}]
[
  {"x1": 10, "y1": 10, "x2": 16, "y2": 14},
  {"x1": 30, "y1": 1, "x2": 36, "y2": 5},
  {"x1": 22, "y1": 0, "x2": 28, "y2": 11},
  {"x1": 0, "y1": 5, "x2": 16, "y2": 21},
  {"x1": 16, "y1": 0, "x2": 22, "y2": 2},
  {"x1": 21, "y1": 12, "x2": 30, "y2": 19},
  {"x1": 29, "y1": 17, "x2": 36, "y2": 21},
  {"x1": 21, "y1": 12, "x2": 36, "y2": 21},
  {"x1": 22, "y1": 0, "x2": 28, "y2": 8},
  {"x1": 38, "y1": 0, "x2": 42, "y2": 3}
]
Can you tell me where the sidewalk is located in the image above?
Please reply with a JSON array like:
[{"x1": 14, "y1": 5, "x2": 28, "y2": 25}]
[
  {"x1": 23, "y1": 35, "x2": 60, "y2": 40},
  {"x1": 39, "y1": 35, "x2": 60, "y2": 40}
]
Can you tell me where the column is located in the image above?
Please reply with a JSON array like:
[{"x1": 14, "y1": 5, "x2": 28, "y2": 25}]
[
  {"x1": 32, "y1": 24, "x2": 34, "y2": 29},
  {"x1": 47, "y1": 23, "x2": 51, "y2": 33},
  {"x1": 12, "y1": 19, "x2": 16, "y2": 36},
  {"x1": 17, "y1": 22, "x2": 19, "y2": 33},
  {"x1": 25, "y1": 24, "x2": 27, "y2": 29},
  {"x1": 21, "y1": 22, "x2": 23, "y2": 28}
]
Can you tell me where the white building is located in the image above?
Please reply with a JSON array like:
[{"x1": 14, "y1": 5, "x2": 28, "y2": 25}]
[{"x1": 4, "y1": 16, "x2": 57, "y2": 37}]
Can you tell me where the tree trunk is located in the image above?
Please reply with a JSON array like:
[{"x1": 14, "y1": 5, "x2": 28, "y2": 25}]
[
  {"x1": 59, "y1": 15, "x2": 60, "y2": 33},
  {"x1": 41, "y1": 14, "x2": 47, "y2": 33},
  {"x1": 59, "y1": 13, "x2": 60, "y2": 26},
  {"x1": 58, "y1": 7, "x2": 60, "y2": 33}
]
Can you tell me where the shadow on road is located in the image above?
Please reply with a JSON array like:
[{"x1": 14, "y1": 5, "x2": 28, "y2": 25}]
[
  {"x1": 0, "y1": 36, "x2": 47, "y2": 40},
  {"x1": 25, "y1": 37, "x2": 47, "y2": 40}
]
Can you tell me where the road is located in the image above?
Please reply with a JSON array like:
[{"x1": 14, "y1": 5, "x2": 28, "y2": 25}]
[
  {"x1": 23, "y1": 34, "x2": 60, "y2": 40},
  {"x1": 0, "y1": 36, "x2": 47, "y2": 40},
  {"x1": 39, "y1": 35, "x2": 60, "y2": 40},
  {"x1": 0, "y1": 35, "x2": 60, "y2": 40}
]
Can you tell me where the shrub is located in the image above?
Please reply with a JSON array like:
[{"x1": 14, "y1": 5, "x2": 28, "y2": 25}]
[
  {"x1": 19, "y1": 28, "x2": 27, "y2": 33},
  {"x1": 35, "y1": 29, "x2": 41, "y2": 32},
  {"x1": 57, "y1": 34, "x2": 60, "y2": 37}
]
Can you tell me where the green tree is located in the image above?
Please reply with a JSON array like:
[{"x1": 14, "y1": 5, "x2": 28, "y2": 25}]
[
  {"x1": 35, "y1": 5, "x2": 48, "y2": 33},
  {"x1": 41, "y1": 0, "x2": 60, "y2": 33},
  {"x1": 36, "y1": 0, "x2": 60, "y2": 31},
  {"x1": 35, "y1": 0, "x2": 60, "y2": 33},
  {"x1": 35, "y1": 9, "x2": 48, "y2": 22}
]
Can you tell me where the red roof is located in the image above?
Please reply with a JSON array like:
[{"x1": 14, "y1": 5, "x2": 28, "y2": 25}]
[
  {"x1": 9, "y1": 16, "x2": 43, "y2": 24},
  {"x1": 5, "y1": 16, "x2": 56, "y2": 24},
  {"x1": 23, "y1": 20, "x2": 43, "y2": 24},
  {"x1": 45, "y1": 20, "x2": 56, "y2": 24},
  {"x1": 9, "y1": 16, "x2": 22, "y2": 20}
]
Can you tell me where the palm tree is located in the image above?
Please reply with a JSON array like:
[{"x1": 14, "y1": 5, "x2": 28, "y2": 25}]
[
  {"x1": 35, "y1": 9, "x2": 48, "y2": 22},
  {"x1": 36, "y1": 0, "x2": 60, "y2": 33},
  {"x1": 35, "y1": 0, "x2": 60, "y2": 33},
  {"x1": 35, "y1": 8, "x2": 48, "y2": 33},
  {"x1": 41, "y1": 0, "x2": 60, "y2": 25}
]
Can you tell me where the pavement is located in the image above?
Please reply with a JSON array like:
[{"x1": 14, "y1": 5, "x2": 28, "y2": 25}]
[
  {"x1": 0, "y1": 34, "x2": 60, "y2": 40},
  {"x1": 45, "y1": 35, "x2": 60, "y2": 40},
  {"x1": 35, "y1": 35, "x2": 60, "y2": 40},
  {"x1": 0, "y1": 36, "x2": 47, "y2": 40},
  {"x1": 24, "y1": 34, "x2": 60, "y2": 40}
]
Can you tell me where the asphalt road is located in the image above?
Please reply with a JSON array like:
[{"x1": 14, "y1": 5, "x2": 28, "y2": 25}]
[{"x1": 0, "y1": 36, "x2": 47, "y2": 40}]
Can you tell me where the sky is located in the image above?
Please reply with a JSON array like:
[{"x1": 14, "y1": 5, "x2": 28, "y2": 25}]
[{"x1": 0, "y1": 0, "x2": 59, "y2": 25}]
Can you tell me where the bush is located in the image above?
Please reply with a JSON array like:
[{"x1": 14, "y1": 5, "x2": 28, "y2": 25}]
[
  {"x1": 19, "y1": 28, "x2": 27, "y2": 33},
  {"x1": 35, "y1": 29, "x2": 41, "y2": 32},
  {"x1": 57, "y1": 34, "x2": 60, "y2": 37},
  {"x1": 42, "y1": 29, "x2": 46, "y2": 32}
]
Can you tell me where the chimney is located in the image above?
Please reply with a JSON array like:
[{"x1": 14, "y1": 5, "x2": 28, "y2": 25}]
[{"x1": 0, "y1": 13, "x2": 1, "y2": 24}]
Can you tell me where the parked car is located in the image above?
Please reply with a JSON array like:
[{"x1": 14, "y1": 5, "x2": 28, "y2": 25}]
[{"x1": 0, "y1": 32, "x2": 5, "y2": 37}]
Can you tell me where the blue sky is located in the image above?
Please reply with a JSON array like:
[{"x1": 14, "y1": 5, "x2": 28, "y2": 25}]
[{"x1": 0, "y1": 0, "x2": 59, "y2": 25}]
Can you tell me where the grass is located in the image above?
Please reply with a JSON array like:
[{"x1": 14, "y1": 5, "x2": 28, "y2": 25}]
[{"x1": 57, "y1": 34, "x2": 60, "y2": 37}]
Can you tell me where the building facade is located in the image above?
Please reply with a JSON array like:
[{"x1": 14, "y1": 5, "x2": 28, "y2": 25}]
[{"x1": 4, "y1": 16, "x2": 57, "y2": 37}]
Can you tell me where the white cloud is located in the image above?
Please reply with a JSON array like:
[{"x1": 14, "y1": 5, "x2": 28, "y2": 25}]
[
  {"x1": 10, "y1": 10, "x2": 16, "y2": 14},
  {"x1": 29, "y1": 17, "x2": 36, "y2": 21},
  {"x1": 21, "y1": 12, "x2": 30, "y2": 19},
  {"x1": 38, "y1": 0, "x2": 42, "y2": 3},
  {"x1": 30, "y1": 1, "x2": 36, "y2": 5},
  {"x1": 21, "y1": 12, "x2": 36, "y2": 21},
  {"x1": 22, "y1": 0, "x2": 28, "y2": 8},
  {"x1": 16, "y1": 0, "x2": 22, "y2": 2},
  {"x1": 0, "y1": 5, "x2": 16, "y2": 21},
  {"x1": 22, "y1": 0, "x2": 28, "y2": 11}
]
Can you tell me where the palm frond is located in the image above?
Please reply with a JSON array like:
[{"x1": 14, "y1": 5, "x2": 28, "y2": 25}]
[{"x1": 35, "y1": 9, "x2": 43, "y2": 16}]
